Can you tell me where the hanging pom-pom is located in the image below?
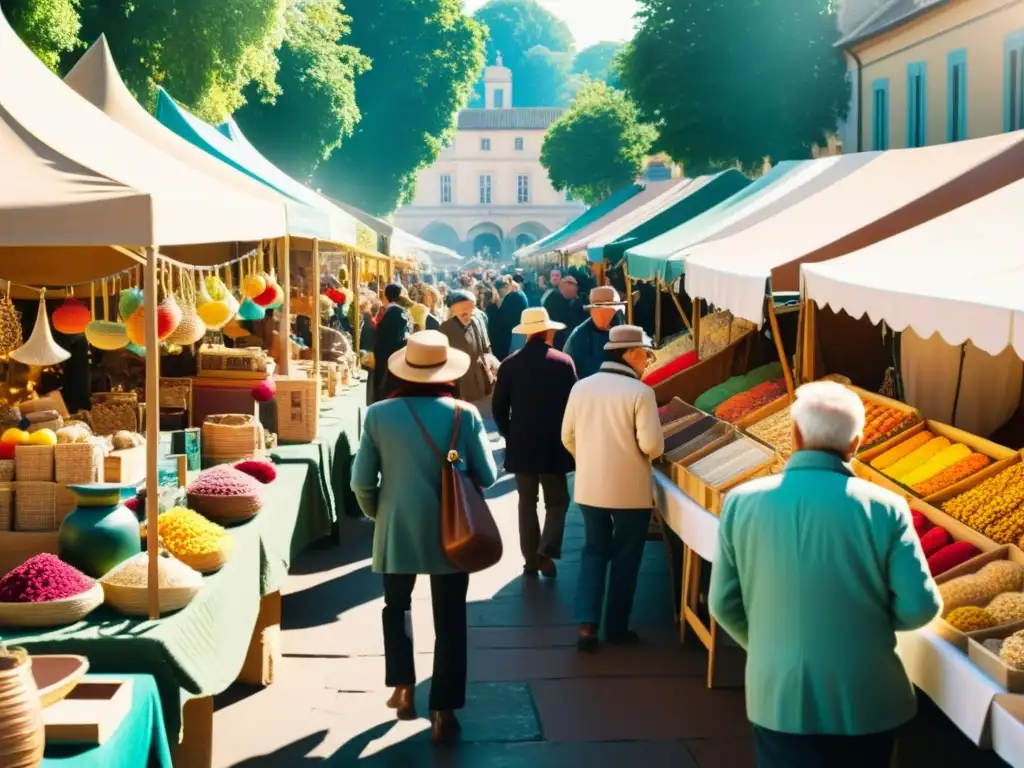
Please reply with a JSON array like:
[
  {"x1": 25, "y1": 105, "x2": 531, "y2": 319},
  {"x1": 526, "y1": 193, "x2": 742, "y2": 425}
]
[{"x1": 251, "y1": 378, "x2": 276, "y2": 403}]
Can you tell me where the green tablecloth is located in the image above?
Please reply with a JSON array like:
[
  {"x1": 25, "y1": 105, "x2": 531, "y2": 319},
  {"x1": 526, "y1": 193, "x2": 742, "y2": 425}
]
[
  {"x1": 43, "y1": 674, "x2": 172, "y2": 768},
  {"x1": 257, "y1": 462, "x2": 323, "y2": 594},
  {"x1": 272, "y1": 385, "x2": 363, "y2": 521}
]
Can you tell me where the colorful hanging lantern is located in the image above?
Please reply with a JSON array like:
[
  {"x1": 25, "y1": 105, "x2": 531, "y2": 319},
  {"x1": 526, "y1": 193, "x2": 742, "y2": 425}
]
[
  {"x1": 222, "y1": 320, "x2": 249, "y2": 340},
  {"x1": 52, "y1": 297, "x2": 91, "y2": 335},
  {"x1": 267, "y1": 283, "x2": 285, "y2": 310},
  {"x1": 253, "y1": 282, "x2": 277, "y2": 307},
  {"x1": 251, "y1": 378, "x2": 276, "y2": 402},
  {"x1": 197, "y1": 300, "x2": 233, "y2": 330},
  {"x1": 11, "y1": 296, "x2": 71, "y2": 367},
  {"x1": 119, "y1": 287, "x2": 143, "y2": 322},
  {"x1": 237, "y1": 298, "x2": 265, "y2": 322},
  {"x1": 242, "y1": 274, "x2": 267, "y2": 300},
  {"x1": 125, "y1": 307, "x2": 145, "y2": 347},
  {"x1": 85, "y1": 320, "x2": 129, "y2": 351},
  {"x1": 157, "y1": 294, "x2": 183, "y2": 340},
  {"x1": 165, "y1": 306, "x2": 206, "y2": 346},
  {"x1": 125, "y1": 343, "x2": 146, "y2": 357}
]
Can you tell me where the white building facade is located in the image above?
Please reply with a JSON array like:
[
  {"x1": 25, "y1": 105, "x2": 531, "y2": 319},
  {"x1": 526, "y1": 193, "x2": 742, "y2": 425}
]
[{"x1": 395, "y1": 56, "x2": 585, "y2": 259}]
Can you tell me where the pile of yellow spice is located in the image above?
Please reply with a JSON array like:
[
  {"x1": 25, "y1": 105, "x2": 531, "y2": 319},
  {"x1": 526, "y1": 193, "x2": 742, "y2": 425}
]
[
  {"x1": 942, "y1": 463, "x2": 1024, "y2": 544},
  {"x1": 156, "y1": 507, "x2": 233, "y2": 572}
]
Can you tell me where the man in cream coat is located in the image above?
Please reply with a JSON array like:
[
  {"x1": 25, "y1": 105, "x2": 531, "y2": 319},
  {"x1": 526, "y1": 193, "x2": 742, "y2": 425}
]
[{"x1": 561, "y1": 325, "x2": 664, "y2": 651}]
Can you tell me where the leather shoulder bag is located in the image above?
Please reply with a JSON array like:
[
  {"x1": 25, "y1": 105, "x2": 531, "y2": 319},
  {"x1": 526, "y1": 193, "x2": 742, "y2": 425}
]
[{"x1": 406, "y1": 401, "x2": 503, "y2": 573}]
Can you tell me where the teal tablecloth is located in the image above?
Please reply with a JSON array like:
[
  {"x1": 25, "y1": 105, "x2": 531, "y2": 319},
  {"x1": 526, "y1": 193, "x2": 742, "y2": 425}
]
[{"x1": 43, "y1": 674, "x2": 172, "y2": 768}]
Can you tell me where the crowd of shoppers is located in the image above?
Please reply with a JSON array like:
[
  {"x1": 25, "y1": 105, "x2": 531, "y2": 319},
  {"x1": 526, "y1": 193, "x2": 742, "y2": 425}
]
[{"x1": 351, "y1": 262, "x2": 942, "y2": 765}]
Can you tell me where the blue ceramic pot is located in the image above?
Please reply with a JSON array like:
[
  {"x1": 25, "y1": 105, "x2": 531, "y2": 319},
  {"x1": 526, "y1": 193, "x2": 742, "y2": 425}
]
[{"x1": 58, "y1": 484, "x2": 141, "y2": 578}]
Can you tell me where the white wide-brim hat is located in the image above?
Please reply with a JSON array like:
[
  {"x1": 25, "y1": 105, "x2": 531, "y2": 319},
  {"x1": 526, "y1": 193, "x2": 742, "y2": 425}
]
[
  {"x1": 512, "y1": 307, "x2": 566, "y2": 335},
  {"x1": 604, "y1": 324, "x2": 654, "y2": 351},
  {"x1": 388, "y1": 330, "x2": 470, "y2": 384}
]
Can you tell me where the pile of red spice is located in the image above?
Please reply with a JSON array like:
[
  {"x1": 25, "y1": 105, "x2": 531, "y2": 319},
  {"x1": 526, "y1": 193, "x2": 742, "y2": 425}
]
[{"x1": 0, "y1": 553, "x2": 95, "y2": 603}]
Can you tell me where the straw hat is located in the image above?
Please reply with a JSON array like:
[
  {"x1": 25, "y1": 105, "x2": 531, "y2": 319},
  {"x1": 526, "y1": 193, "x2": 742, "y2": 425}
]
[
  {"x1": 512, "y1": 307, "x2": 565, "y2": 336},
  {"x1": 584, "y1": 286, "x2": 627, "y2": 309},
  {"x1": 388, "y1": 330, "x2": 470, "y2": 384},
  {"x1": 604, "y1": 325, "x2": 654, "y2": 351}
]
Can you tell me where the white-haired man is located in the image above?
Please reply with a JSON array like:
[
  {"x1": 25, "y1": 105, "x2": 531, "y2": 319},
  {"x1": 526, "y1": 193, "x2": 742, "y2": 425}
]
[{"x1": 709, "y1": 381, "x2": 941, "y2": 768}]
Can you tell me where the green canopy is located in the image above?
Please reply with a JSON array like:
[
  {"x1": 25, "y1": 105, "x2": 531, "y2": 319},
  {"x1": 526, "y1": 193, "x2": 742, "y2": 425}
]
[
  {"x1": 623, "y1": 161, "x2": 810, "y2": 283},
  {"x1": 595, "y1": 170, "x2": 751, "y2": 272},
  {"x1": 515, "y1": 183, "x2": 643, "y2": 260}
]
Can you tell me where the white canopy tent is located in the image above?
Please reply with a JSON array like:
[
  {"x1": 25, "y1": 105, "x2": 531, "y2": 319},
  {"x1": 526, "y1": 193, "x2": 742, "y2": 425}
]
[{"x1": 681, "y1": 132, "x2": 1024, "y2": 325}]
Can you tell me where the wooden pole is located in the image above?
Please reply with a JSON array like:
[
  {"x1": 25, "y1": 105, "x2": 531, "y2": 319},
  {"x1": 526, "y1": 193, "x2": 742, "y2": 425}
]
[
  {"x1": 767, "y1": 299, "x2": 795, "y2": 399},
  {"x1": 803, "y1": 298, "x2": 816, "y2": 383},
  {"x1": 279, "y1": 235, "x2": 291, "y2": 376},
  {"x1": 623, "y1": 262, "x2": 634, "y2": 326},
  {"x1": 312, "y1": 239, "x2": 321, "y2": 386},
  {"x1": 351, "y1": 252, "x2": 361, "y2": 362},
  {"x1": 144, "y1": 247, "x2": 161, "y2": 620},
  {"x1": 794, "y1": 299, "x2": 806, "y2": 386},
  {"x1": 692, "y1": 300, "x2": 701, "y2": 354},
  {"x1": 654, "y1": 278, "x2": 662, "y2": 345},
  {"x1": 661, "y1": 277, "x2": 692, "y2": 336}
]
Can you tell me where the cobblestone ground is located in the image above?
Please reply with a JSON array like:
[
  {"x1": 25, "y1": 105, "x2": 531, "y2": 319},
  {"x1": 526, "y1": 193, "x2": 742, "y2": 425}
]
[{"x1": 212, "y1": 429, "x2": 1008, "y2": 767}]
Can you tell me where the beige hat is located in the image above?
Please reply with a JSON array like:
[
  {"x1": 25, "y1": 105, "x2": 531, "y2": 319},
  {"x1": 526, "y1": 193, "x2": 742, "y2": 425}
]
[
  {"x1": 512, "y1": 307, "x2": 566, "y2": 335},
  {"x1": 388, "y1": 330, "x2": 470, "y2": 384},
  {"x1": 604, "y1": 324, "x2": 654, "y2": 351},
  {"x1": 584, "y1": 286, "x2": 627, "y2": 309}
]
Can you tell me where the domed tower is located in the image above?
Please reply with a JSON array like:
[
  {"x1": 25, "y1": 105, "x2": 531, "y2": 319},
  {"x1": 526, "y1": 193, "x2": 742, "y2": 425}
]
[{"x1": 484, "y1": 52, "x2": 512, "y2": 109}]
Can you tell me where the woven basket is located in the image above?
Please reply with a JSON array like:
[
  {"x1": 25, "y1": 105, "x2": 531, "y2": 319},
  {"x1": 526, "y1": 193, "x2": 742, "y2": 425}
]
[
  {"x1": 187, "y1": 491, "x2": 263, "y2": 524},
  {"x1": 0, "y1": 484, "x2": 11, "y2": 531},
  {"x1": 0, "y1": 460, "x2": 13, "y2": 483},
  {"x1": 101, "y1": 581, "x2": 200, "y2": 617},
  {"x1": 172, "y1": 540, "x2": 234, "y2": 574},
  {"x1": 15, "y1": 445, "x2": 54, "y2": 482},
  {"x1": 202, "y1": 414, "x2": 265, "y2": 464},
  {"x1": 14, "y1": 482, "x2": 56, "y2": 531},
  {"x1": 0, "y1": 583, "x2": 103, "y2": 628},
  {"x1": 274, "y1": 376, "x2": 319, "y2": 443},
  {"x1": 90, "y1": 393, "x2": 138, "y2": 436},
  {"x1": 54, "y1": 443, "x2": 103, "y2": 485}
]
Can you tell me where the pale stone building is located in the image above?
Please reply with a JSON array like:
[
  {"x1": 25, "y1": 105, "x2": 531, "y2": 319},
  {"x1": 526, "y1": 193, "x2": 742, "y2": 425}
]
[{"x1": 394, "y1": 55, "x2": 585, "y2": 259}]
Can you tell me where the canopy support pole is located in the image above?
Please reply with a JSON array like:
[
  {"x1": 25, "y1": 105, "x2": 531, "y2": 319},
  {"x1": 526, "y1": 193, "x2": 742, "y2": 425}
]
[
  {"x1": 802, "y1": 299, "x2": 816, "y2": 383},
  {"x1": 660, "y1": 277, "x2": 692, "y2": 336},
  {"x1": 692, "y1": 301, "x2": 700, "y2": 355},
  {"x1": 143, "y1": 246, "x2": 161, "y2": 621},
  {"x1": 623, "y1": 262, "x2": 634, "y2": 326},
  {"x1": 767, "y1": 299, "x2": 795, "y2": 399},
  {"x1": 351, "y1": 253, "x2": 361, "y2": 362},
  {"x1": 794, "y1": 298, "x2": 806, "y2": 385},
  {"x1": 654, "y1": 279, "x2": 662, "y2": 345},
  {"x1": 312, "y1": 239, "x2": 322, "y2": 387},
  {"x1": 279, "y1": 235, "x2": 291, "y2": 377}
]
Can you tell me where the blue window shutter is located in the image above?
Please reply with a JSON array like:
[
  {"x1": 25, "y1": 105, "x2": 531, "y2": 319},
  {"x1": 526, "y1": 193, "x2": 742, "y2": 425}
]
[
  {"x1": 872, "y1": 78, "x2": 890, "y2": 150},
  {"x1": 906, "y1": 62, "x2": 927, "y2": 147},
  {"x1": 1006, "y1": 32, "x2": 1024, "y2": 132},
  {"x1": 947, "y1": 49, "x2": 967, "y2": 142}
]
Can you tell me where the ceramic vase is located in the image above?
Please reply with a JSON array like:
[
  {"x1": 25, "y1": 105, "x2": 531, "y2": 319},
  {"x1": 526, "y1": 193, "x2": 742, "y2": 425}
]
[
  {"x1": 58, "y1": 484, "x2": 141, "y2": 578},
  {"x1": 0, "y1": 648, "x2": 44, "y2": 768}
]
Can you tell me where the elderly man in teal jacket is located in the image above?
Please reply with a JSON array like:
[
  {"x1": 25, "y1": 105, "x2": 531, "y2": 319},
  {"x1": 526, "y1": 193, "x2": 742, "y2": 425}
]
[{"x1": 709, "y1": 381, "x2": 941, "y2": 768}]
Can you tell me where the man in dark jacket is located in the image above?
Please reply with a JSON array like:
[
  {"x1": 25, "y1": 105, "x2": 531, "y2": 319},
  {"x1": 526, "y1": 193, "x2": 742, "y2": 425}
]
[
  {"x1": 492, "y1": 307, "x2": 578, "y2": 578},
  {"x1": 563, "y1": 286, "x2": 627, "y2": 380},
  {"x1": 492, "y1": 276, "x2": 528, "y2": 360},
  {"x1": 371, "y1": 283, "x2": 412, "y2": 403},
  {"x1": 543, "y1": 275, "x2": 586, "y2": 350}
]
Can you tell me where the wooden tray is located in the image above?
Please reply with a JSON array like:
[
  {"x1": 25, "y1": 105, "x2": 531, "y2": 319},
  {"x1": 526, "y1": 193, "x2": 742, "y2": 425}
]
[
  {"x1": 670, "y1": 431, "x2": 778, "y2": 516},
  {"x1": 848, "y1": 385, "x2": 921, "y2": 454},
  {"x1": 911, "y1": 498, "x2": 999, "y2": 554},
  {"x1": 31, "y1": 655, "x2": 89, "y2": 708},
  {"x1": 734, "y1": 391, "x2": 791, "y2": 430},
  {"x1": 969, "y1": 630, "x2": 1024, "y2": 692},
  {"x1": 43, "y1": 678, "x2": 133, "y2": 745},
  {"x1": 854, "y1": 421, "x2": 1018, "y2": 504}
]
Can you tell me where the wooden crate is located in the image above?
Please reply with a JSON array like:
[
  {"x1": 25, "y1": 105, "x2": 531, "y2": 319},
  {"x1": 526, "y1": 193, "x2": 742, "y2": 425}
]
[
  {"x1": 911, "y1": 497, "x2": 1000, "y2": 554},
  {"x1": 274, "y1": 376, "x2": 319, "y2": 443},
  {"x1": 969, "y1": 629, "x2": 1024, "y2": 692},
  {"x1": 670, "y1": 431, "x2": 777, "y2": 515},
  {"x1": 104, "y1": 445, "x2": 146, "y2": 485},
  {"x1": 734, "y1": 391, "x2": 791, "y2": 430},
  {"x1": 848, "y1": 385, "x2": 922, "y2": 454},
  {"x1": 854, "y1": 421, "x2": 1018, "y2": 504}
]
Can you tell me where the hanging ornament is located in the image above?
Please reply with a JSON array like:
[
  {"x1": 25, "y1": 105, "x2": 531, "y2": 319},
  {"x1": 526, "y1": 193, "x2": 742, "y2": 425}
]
[
  {"x1": 85, "y1": 320, "x2": 129, "y2": 351},
  {"x1": 237, "y1": 298, "x2": 265, "y2": 321},
  {"x1": 52, "y1": 296, "x2": 91, "y2": 335},
  {"x1": 267, "y1": 283, "x2": 285, "y2": 310},
  {"x1": 0, "y1": 291, "x2": 23, "y2": 356},
  {"x1": 157, "y1": 294, "x2": 183, "y2": 340},
  {"x1": 125, "y1": 307, "x2": 145, "y2": 347},
  {"x1": 165, "y1": 270, "x2": 207, "y2": 346},
  {"x1": 242, "y1": 273, "x2": 267, "y2": 300},
  {"x1": 222, "y1": 320, "x2": 249, "y2": 340},
  {"x1": 251, "y1": 378, "x2": 276, "y2": 402},
  {"x1": 11, "y1": 293, "x2": 71, "y2": 367},
  {"x1": 165, "y1": 344, "x2": 183, "y2": 356},
  {"x1": 125, "y1": 343, "x2": 146, "y2": 357},
  {"x1": 253, "y1": 282, "x2": 277, "y2": 307},
  {"x1": 119, "y1": 287, "x2": 144, "y2": 322}
]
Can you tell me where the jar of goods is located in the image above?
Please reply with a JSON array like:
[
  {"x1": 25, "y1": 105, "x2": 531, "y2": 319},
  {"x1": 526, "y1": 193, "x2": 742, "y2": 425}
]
[
  {"x1": 58, "y1": 484, "x2": 141, "y2": 578},
  {"x1": 155, "y1": 507, "x2": 233, "y2": 573},
  {"x1": 0, "y1": 554, "x2": 104, "y2": 628},
  {"x1": 0, "y1": 647, "x2": 44, "y2": 768}
]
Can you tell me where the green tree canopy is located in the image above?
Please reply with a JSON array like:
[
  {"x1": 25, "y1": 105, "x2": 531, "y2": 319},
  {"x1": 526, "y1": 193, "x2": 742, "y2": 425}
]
[
  {"x1": 2, "y1": 0, "x2": 81, "y2": 71},
  {"x1": 573, "y1": 41, "x2": 624, "y2": 87},
  {"x1": 541, "y1": 81, "x2": 656, "y2": 206},
  {"x1": 235, "y1": 0, "x2": 368, "y2": 180},
  {"x1": 472, "y1": 0, "x2": 574, "y2": 106},
  {"x1": 314, "y1": 0, "x2": 485, "y2": 215},
  {"x1": 74, "y1": 0, "x2": 288, "y2": 121},
  {"x1": 618, "y1": 0, "x2": 848, "y2": 172}
]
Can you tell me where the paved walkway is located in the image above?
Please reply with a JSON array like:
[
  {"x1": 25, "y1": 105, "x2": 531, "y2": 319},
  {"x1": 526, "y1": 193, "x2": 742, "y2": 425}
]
[{"x1": 211, "y1": 443, "x2": 1008, "y2": 766}]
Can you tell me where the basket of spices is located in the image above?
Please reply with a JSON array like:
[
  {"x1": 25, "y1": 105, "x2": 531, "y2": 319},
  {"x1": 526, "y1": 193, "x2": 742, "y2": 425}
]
[
  {"x1": 154, "y1": 506, "x2": 234, "y2": 573},
  {"x1": 186, "y1": 466, "x2": 264, "y2": 523},
  {"x1": 100, "y1": 551, "x2": 203, "y2": 616},
  {"x1": 0, "y1": 554, "x2": 104, "y2": 628}
]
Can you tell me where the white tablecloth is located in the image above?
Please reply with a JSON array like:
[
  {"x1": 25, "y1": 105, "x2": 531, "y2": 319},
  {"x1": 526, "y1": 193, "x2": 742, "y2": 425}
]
[
  {"x1": 991, "y1": 695, "x2": 1024, "y2": 766},
  {"x1": 652, "y1": 468, "x2": 1008, "y2": 747}
]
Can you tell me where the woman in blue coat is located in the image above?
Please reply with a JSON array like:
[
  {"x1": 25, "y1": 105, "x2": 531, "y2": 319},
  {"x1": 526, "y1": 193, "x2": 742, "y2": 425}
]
[{"x1": 351, "y1": 330, "x2": 498, "y2": 743}]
